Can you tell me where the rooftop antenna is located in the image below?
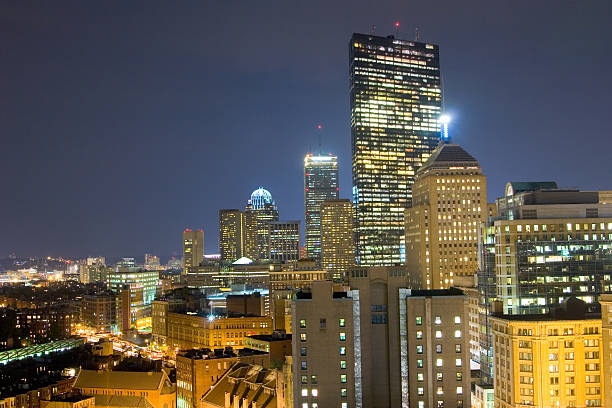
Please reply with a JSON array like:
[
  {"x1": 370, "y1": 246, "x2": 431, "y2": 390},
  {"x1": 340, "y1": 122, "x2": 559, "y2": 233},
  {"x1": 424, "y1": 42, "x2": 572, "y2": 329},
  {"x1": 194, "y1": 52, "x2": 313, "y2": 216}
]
[
  {"x1": 394, "y1": 21, "x2": 400, "y2": 37},
  {"x1": 415, "y1": 27, "x2": 420, "y2": 41},
  {"x1": 371, "y1": 25, "x2": 376, "y2": 35},
  {"x1": 317, "y1": 124, "x2": 322, "y2": 155}
]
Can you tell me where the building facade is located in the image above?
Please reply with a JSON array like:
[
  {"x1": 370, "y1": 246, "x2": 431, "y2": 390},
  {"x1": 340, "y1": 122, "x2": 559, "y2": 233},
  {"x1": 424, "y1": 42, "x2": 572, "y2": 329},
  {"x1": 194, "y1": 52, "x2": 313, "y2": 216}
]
[
  {"x1": 245, "y1": 187, "x2": 279, "y2": 260},
  {"x1": 81, "y1": 292, "x2": 117, "y2": 333},
  {"x1": 405, "y1": 142, "x2": 486, "y2": 289},
  {"x1": 183, "y1": 229, "x2": 204, "y2": 274},
  {"x1": 268, "y1": 221, "x2": 300, "y2": 263},
  {"x1": 304, "y1": 154, "x2": 339, "y2": 264},
  {"x1": 219, "y1": 209, "x2": 257, "y2": 262},
  {"x1": 321, "y1": 199, "x2": 355, "y2": 281},
  {"x1": 350, "y1": 33, "x2": 442, "y2": 266},
  {"x1": 107, "y1": 267, "x2": 159, "y2": 331}
]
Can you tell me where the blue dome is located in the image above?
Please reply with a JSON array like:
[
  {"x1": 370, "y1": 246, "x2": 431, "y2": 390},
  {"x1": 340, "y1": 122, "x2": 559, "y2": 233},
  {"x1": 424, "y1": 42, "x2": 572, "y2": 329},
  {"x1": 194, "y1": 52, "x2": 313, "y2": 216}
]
[{"x1": 248, "y1": 187, "x2": 275, "y2": 209}]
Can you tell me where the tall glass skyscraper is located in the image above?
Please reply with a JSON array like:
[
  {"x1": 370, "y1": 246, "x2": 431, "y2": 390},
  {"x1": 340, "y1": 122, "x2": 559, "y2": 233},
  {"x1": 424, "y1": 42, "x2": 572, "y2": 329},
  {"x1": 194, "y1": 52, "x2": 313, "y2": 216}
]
[
  {"x1": 350, "y1": 33, "x2": 442, "y2": 265},
  {"x1": 304, "y1": 154, "x2": 339, "y2": 263},
  {"x1": 245, "y1": 187, "x2": 279, "y2": 260}
]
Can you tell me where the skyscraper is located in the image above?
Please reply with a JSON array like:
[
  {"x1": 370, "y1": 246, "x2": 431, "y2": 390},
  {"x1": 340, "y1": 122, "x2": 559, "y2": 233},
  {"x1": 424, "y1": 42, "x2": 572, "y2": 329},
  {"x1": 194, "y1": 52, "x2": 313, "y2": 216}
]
[
  {"x1": 245, "y1": 187, "x2": 279, "y2": 260},
  {"x1": 219, "y1": 209, "x2": 257, "y2": 261},
  {"x1": 304, "y1": 154, "x2": 339, "y2": 263},
  {"x1": 182, "y1": 229, "x2": 204, "y2": 274},
  {"x1": 350, "y1": 33, "x2": 442, "y2": 265},
  {"x1": 321, "y1": 199, "x2": 355, "y2": 280},
  {"x1": 268, "y1": 221, "x2": 300, "y2": 263},
  {"x1": 405, "y1": 142, "x2": 487, "y2": 289}
]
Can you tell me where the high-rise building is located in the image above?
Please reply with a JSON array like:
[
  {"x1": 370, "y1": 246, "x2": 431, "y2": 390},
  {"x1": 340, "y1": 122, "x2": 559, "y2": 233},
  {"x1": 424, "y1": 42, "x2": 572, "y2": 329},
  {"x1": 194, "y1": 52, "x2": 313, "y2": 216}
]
[
  {"x1": 492, "y1": 184, "x2": 612, "y2": 315},
  {"x1": 107, "y1": 266, "x2": 160, "y2": 331},
  {"x1": 81, "y1": 292, "x2": 117, "y2": 333},
  {"x1": 491, "y1": 299, "x2": 605, "y2": 408},
  {"x1": 405, "y1": 142, "x2": 487, "y2": 289},
  {"x1": 268, "y1": 221, "x2": 300, "y2": 263},
  {"x1": 182, "y1": 229, "x2": 204, "y2": 274},
  {"x1": 144, "y1": 253, "x2": 161, "y2": 270},
  {"x1": 321, "y1": 199, "x2": 355, "y2": 281},
  {"x1": 304, "y1": 154, "x2": 339, "y2": 264},
  {"x1": 219, "y1": 209, "x2": 258, "y2": 262},
  {"x1": 245, "y1": 187, "x2": 279, "y2": 260},
  {"x1": 350, "y1": 33, "x2": 442, "y2": 266}
]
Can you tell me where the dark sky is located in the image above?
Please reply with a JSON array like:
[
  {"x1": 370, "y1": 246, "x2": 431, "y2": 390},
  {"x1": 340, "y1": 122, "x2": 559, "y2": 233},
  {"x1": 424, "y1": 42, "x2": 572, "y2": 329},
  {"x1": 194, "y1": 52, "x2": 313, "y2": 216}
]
[{"x1": 2, "y1": 1, "x2": 611, "y2": 260}]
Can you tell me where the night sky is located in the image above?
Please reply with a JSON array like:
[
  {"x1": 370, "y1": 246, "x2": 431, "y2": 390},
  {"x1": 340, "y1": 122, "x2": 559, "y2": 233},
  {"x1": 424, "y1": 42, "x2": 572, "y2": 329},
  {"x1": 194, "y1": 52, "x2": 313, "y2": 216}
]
[{"x1": 2, "y1": 1, "x2": 611, "y2": 260}]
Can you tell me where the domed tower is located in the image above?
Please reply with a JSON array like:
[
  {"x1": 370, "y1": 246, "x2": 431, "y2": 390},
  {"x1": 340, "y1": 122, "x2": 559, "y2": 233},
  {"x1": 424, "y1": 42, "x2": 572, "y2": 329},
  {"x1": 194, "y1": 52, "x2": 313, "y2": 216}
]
[{"x1": 245, "y1": 187, "x2": 279, "y2": 260}]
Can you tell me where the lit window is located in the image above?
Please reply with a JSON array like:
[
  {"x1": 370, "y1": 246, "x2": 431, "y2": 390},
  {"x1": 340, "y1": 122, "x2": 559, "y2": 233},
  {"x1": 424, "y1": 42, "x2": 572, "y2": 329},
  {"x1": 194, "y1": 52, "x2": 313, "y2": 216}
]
[
  {"x1": 455, "y1": 344, "x2": 461, "y2": 353},
  {"x1": 437, "y1": 373, "x2": 443, "y2": 381},
  {"x1": 437, "y1": 386, "x2": 444, "y2": 395},
  {"x1": 301, "y1": 388, "x2": 308, "y2": 397},
  {"x1": 311, "y1": 375, "x2": 317, "y2": 384},
  {"x1": 436, "y1": 330, "x2": 442, "y2": 338},
  {"x1": 417, "y1": 373, "x2": 424, "y2": 381},
  {"x1": 456, "y1": 358, "x2": 462, "y2": 367},
  {"x1": 301, "y1": 375, "x2": 308, "y2": 384},
  {"x1": 417, "y1": 359, "x2": 424, "y2": 368},
  {"x1": 456, "y1": 372, "x2": 462, "y2": 381},
  {"x1": 301, "y1": 361, "x2": 307, "y2": 370},
  {"x1": 300, "y1": 319, "x2": 306, "y2": 328},
  {"x1": 340, "y1": 360, "x2": 346, "y2": 369},
  {"x1": 418, "y1": 402, "x2": 425, "y2": 408},
  {"x1": 339, "y1": 332, "x2": 346, "y2": 341},
  {"x1": 418, "y1": 387, "x2": 424, "y2": 396},
  {"x1": 435, "y1": 316, "x2": 442, "y2": 325},
  {"x1": 340, "y1": 374, "x2": 347, "y2": 383},
  {"x1": 457, "y1": 386, "x2": 463, "y2": 395},
  {"x1": 417, "y1": 331, "x2": 423, "y2": 339},
  {"x1": 339, "y1": 318, "x2": 345, "y2": 327},
  {"x1": 417, "y1": 345, "x2": 423, "y2": 354},
  {"x1": 300, "y1": 333, "x2": 307, "y2": 342},
  {"x1": 302, "y1": 404, "x2": 308, "y2": 408},
  {"x1": 454, "y1": 330, "x2": 461, "y2": 338},
  {"x1": 341, "y1": 388, "x2": 347, "y2": 397},
  {"x1": 416, "y1": 316, "x2": 422, "y2": 325},
  {"x1": 340, "y1": 347, "x2": 346, "y2": 355},
  {"x1": 436, "y1": 358, "x2": 443, "y2": 367},
  {"x1": 341, "y1": 403, "x2": 348, "y2": 408},
  {"x1": 312, "y1": 389, "x2": 318, "y2": 397},
  {"x1": 454, "y1": 316, "x2": 461, "y2": 324}
]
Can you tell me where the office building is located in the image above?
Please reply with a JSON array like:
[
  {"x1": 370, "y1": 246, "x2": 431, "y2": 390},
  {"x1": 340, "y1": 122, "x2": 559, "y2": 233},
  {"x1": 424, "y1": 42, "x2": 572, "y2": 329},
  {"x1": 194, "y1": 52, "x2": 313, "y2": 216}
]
[
  {"x1": 350, "y1": 33, "x2": 442, "y2": 266},
  {"x1": 600, "y1": 294, "x2": 612, "y2": 408},
  {"x1": 73, "y1": 370, "x2": 176, "y2": 408},
  {"x1": 107, "y1": 266, "x2": 159, "y2": 331},
  {"x1": 403, "y1": 288, "x2": 471, "y2": 408},
  {"x1": 269, "y1": 262, "x2": 327, "y2": 291},
  {"x1": 304, "y1": 154, "x2": 339, "y2": 264},
  {"x1": 321, "y1": 199, "x2": 355, "y2": 281},
  {"x1": 244, "y1": 331, "x2": 292, "y2": 368},
  {"x1": 145, "y1": 253, "x2": 162, "y2": 270},
  {"x1": 176, "y1": 348, "x2": 270, "y2": 408},
  {"x1": 81, "y1": 292, "x2": 117, "y2": 333},
  {"x1": 490, "y1": 298, "x2": 604, "y2": 408},
  {"x1": 405, "y1": 142, "x2": 486, "y2": 289},
  {"x1": 183, "y1": 229, "x2": 204, "y2": 274},
  {"x1": 154, "y1": 311, "x2": 272, "y2": 350},
  {"x1": 219, "y1": 209, "x2": 257, "y2": 262},
  {"x1": 268, "y1": 221, "x2": 300, "y2": 263},
  {"x1": 245, "y1": 187, "x2": 279, "y2": 260},
  {"x1": 493, "y1": 183, "x2": 612, "y2": 314}
]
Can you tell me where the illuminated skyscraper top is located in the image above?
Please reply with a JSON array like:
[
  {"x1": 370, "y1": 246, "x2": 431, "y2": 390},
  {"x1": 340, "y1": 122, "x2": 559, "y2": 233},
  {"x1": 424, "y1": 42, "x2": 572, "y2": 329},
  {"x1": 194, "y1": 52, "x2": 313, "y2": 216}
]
[
  {"x1": 350, "y1": 33, "x2": 442, "y2": 266},
  {"x1": 248, "y1": 187, "x2": 276, "y2": 210},
  {"x1": 304, "y1": 154, "x2": 339, "y2": 263},
  {"x1": 245, "y1": 187, "x2": 279, "y2": 260}
]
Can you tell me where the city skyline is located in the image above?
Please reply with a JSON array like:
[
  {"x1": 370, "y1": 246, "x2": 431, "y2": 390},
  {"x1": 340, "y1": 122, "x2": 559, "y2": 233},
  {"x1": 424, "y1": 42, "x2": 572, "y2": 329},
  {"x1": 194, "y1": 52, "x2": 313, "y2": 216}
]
[{"x1": 2, "y1": 1, "x2": 611, "y2": 258}]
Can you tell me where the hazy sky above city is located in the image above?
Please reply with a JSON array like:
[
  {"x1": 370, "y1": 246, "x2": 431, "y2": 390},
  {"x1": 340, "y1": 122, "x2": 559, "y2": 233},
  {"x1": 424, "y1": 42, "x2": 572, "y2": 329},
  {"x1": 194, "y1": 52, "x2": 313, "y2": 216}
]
[{"x1": 1, "y1": 1, "x2": 611, "y2": 259}]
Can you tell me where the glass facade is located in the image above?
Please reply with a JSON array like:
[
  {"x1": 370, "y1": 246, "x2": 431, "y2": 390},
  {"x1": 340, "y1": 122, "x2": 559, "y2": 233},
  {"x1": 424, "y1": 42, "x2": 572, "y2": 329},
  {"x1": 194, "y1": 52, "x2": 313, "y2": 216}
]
[
  {"x1": 350, "y1": 33, "x2": 442, "y2": 265},
  {"x1": 245, "y1": 187, "x2": 279, "y2": 260},
  {"x1": 304, "y1": 154, "x2": 339, "y2": 263}
]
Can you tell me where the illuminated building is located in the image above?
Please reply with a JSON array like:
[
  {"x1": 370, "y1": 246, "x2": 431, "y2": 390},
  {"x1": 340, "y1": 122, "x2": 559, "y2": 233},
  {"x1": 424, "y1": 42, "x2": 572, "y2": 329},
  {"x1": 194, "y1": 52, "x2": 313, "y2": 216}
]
[
  {"x1": 600, "y1": 294, "x2": 612, "y2": 408},
  {"x1": 321, "y1": 199, "x2": 355, "y2": 281},
  {"x1": 182, "y1": 229, "x2": 204, "y2": 274},
  {"x1": 304, "y1": 154, "x2": 339, "y2": 264},
  {"x1": 245, "y1": 187, "x2": 279, "y2": 260},
  {"x1": 493, "y1": 184, "x2": 612, "y2": 315},
  {"x1": 157, "y1": 312, "x2": 272, "y2": 350},
  {"x1": 268, "y1": 221, "x2": 300, "y2": 263},
  {"x1": 244, "y1": 331, "x2": 291, "y2": 368},
  {"x1": 176, "y1": 348, "x2": 270, "y2": 408},
  {"x1": 350, "y1": 33, "x2": 442, "y2": 266},
  {"x1": 219, "y1": 209, "x2": 257, "y2": 261},
  {"x1": 73, "y1": 369, "x2": 176, "y2": 408},
  {"x1": 268, "y1": 261, "x2": 327, "y2": 291},
  {"x1": 145, "y1": 253, "x2": 161, "y2": 270},
  {"x1": 491, "y1": 299, "x2": 604, "y2": 408},
  {"x1": 81, "y1": 292, "x2": 117, "y2": 333},
  {"x1": 107, "y1": 266, "x2": 160, "y2": 331},
  {"x1": 405, "y1": 142, "x2": 486, "y2": 289},
  {"x1": 15, "y1": 306, "x2": 75, "y2": 345}
]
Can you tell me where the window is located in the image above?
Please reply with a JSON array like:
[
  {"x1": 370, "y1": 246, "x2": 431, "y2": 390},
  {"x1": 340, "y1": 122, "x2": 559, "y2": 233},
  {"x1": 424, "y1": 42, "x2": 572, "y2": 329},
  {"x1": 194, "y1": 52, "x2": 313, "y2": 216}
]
[
  {"x1": 417, "y1": 331, "x2": 423, "y2": 339},
  {"x1": 340, "y1": 360, "x2": 346, "y2": 369},
  {"x1": 300, "y1": 333, "x2": 307, "y2": 342},
  {"x1": 435, "y1": 316, "x2": 442, "y2": 325},
  {"x1": 456, "y1": 358, "x2": 462, "y2": 367},
  {"x1": 339, "y1": 318, "x2": 345, "y2": 327},
  {"x1": 339, "y1": 347, "x2": 346, "y2": 355},
  {"x1": 302, "y1": 404, "x2": 308, "y2": 408},
  {"x1": 437, "y1": 386, "x2": 444, "y2": 395},
  {"x1": 417, "y1": 359, "x2": 424, "y2": 368},
  {"x1": 436, "y1": 344, "x2": 442, "y2": 353},
  {"x1": 437, "y1": 373, "x2": 443, "y2": 381},
  {"x1": 340, "y1": 374, "x2": 347, "y2": 383},
  {"x1": 300, "y1": 319, "x2": 306, "y2": 328},
  {"x1": 301, "y1": 361, "x2": 307, "y2": 370},
  {"x1": 436, "y1": 358, "x2": 443, "y2": 367},
  {"x1": 456, "y1": 372, "x2": 462, "y2": 381},
  {"x1": 455, "y1": 344, "x2": 461, "y2": 353},
  {"x1": 339, "y1": 332, "x2": 346, "y2": 341},
  {"x1": 454, "y1": 315, "x2": 461, "y2": 324},
  {"x1": 341, "y1": 388, "x2": 347, "y2": 397},
  {"x1": 311, "y1": 375, "x2": 317, "y2": 384},
  {"x1": 417, "y1": 373, "x2": 424, "y2": 381},
  {"x1": 319, "y1": 318, "x2": 326, "y2": 329},
  {"x1": 341, "y1": 403, "x2": 348, "y2": 408},
  {"x1": 416, "y1": 316, "x2": 422, "y2": 325},
  {"x1": 456, "y1": 386, "x2": 463, "y2": 395},
  {"x1": 418, "y1": 387, "x2": 424, "y2": 396},
  {"x1": 417, "y1": 345, "x2": 423, "y2": 354},
  {"x1": 454, "y1": 330, "x2": 462, "y2": 338},
  {"x1": 300, "y1": 347, "x2": 307, "y2": 356},
  {"x1": 301, "y1": 388, "x2": 308, "y2": 397},
  {"x1": 311, "y1": 389, "x2": 318, "y2": 397},
  {"x1": 418, "y1": 402, "x2": 425, "y2": 408},
  {"x1": 301, "y1": 375, "x2": 308, "y2": 384},
  {"x1": 436, "y1": 330, "x2": 442, "y2": 338}
]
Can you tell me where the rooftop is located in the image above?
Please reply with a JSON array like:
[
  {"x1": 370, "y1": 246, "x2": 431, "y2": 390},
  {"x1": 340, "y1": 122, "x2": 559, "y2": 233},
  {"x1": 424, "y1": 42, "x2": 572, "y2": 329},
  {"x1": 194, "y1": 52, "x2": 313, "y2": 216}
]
[
  {"x1": 406, "y1": 288, "x2": 465, "y2": 297},
  {"x1": 178, "y1": 347, "x2": 267, "y2": 360},
  {"x1": 417, "y1": 143, "x2": 480, "y2": 174},
  {"x1": 74, "y1": 369, "x2": 166, "y2": 391}
]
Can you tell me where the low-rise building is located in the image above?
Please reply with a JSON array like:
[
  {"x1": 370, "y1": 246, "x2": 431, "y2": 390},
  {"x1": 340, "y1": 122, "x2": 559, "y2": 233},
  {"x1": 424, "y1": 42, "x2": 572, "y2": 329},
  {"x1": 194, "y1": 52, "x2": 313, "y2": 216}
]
[{"x1": 244, "y1": 331, "x2": 291, "y2": 368}]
